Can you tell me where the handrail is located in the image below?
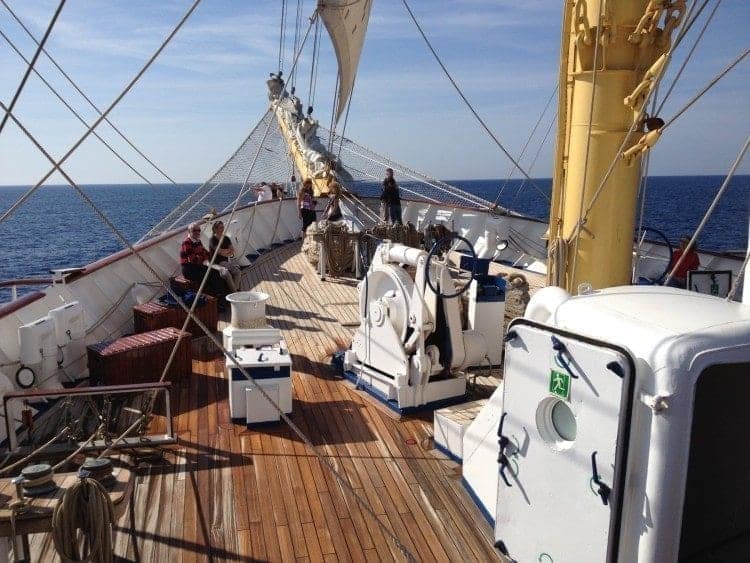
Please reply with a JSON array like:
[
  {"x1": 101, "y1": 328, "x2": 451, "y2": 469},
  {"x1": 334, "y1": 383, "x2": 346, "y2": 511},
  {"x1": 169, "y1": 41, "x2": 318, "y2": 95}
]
[{"x1": 0, "y1": 277, "x2": 54, "y2": 288}]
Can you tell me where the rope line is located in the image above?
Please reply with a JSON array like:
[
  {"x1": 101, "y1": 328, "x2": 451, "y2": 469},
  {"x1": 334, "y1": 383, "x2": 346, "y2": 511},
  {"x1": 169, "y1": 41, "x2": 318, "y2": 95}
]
[
  {"x1": 52, "y1": 477, "x2": 115, "y2": 563},
  {"x1": 572, "y1": 0, "x2": 709, "y2": 234},
  {"x1": 508, "y1": 110, "x2": 557, "y2": 210},
  {"x1": 655, "y1": 0, "x2": 721, "y2": 115},
  {"x1": 0, "y1": 0, "x2": 178, "y2": 185},
  {"x1": 664, "y1": 135, "x2": 749, "y2": 286},
  {"x1": 400, "y1": 0, "x2": 545, "y2": 197},
  {"x1": 662, "y1": 47, "x2": 749, "y2": 131},
  {"x1": 0, "y1": 0, "x2": 66, "y2": 137},
  {"x1": 0, "y1": 28, "x2": 158, "y2": 186},
  {"x1": 493, "y1": 86, "x2": 557, "y2": 208},
  {"x1": 0, "y1": 0, "x2": 202, "y2": 226},
  {"x1": 569, "y1": 0, "x2": 606, "y2": 284}
]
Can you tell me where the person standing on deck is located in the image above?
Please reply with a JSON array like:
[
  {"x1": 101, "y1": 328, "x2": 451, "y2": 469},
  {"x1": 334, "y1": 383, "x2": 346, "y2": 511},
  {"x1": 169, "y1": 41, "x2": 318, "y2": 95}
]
[
  {"x1": 298, "y1": 178, "x2": 317, "y2": 234},
  {"x1": 380, "y1": 168, "x2": 402, "y2": 224}
]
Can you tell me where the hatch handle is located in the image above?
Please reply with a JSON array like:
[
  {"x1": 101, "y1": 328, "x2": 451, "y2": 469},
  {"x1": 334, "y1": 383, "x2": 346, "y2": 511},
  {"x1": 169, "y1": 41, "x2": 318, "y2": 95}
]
[
  {"x1": 590, "y1": 451, "x2": 611, "y2": 505},
  {"x1": 551, "y1": 336, "x2": 578, "y2": 378},
  {"x1": 497, "y1": 412, "x2": 512, "y2": 487}
]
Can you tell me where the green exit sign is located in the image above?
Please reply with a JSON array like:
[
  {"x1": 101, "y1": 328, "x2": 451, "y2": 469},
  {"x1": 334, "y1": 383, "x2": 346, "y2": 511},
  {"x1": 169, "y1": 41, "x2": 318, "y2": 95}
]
[{"x1": 549, "y1": 370, "x2": 571, "y2": 400}]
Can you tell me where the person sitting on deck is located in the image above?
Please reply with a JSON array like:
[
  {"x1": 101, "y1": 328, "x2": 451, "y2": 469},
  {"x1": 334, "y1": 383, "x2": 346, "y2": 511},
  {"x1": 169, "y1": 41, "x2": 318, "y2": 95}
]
[
  {"x1": 380, "y1": 168, "x2": 402, "y2": 225},
  {"x1": 209, "y1": 221, "x2": 241, "y2": 292},
  {"x1": 179, "y1": 223, "x2": 230, "y2": 301},
  {"x1": 667, "y1": 235, "x2": 701, "y2": 289},
  {"x1": 323, "y1": 181, "x2": 343, "y2": 222}
]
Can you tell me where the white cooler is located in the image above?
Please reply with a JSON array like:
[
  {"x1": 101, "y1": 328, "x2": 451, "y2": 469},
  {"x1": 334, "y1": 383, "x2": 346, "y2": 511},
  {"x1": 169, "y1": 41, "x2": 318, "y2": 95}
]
[{"x1": 227, "y1": 343, "x2": 292, "y2": 424}]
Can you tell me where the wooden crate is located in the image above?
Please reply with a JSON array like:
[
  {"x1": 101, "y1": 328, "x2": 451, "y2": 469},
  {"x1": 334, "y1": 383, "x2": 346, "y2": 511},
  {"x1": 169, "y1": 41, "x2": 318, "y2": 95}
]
[
  {"x1": 87, "y1": 327, "x2": 192, "y2": 386},
  {"x1": 133, "y1": 296, "x2": 217, "y2": 336}
]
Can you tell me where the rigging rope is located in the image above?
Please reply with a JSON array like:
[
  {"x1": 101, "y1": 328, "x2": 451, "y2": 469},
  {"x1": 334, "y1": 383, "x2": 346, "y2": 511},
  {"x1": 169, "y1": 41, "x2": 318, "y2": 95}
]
[
  {"x1": 492, "y1": 86, "x2": 558, "y2": 209},
  {"x1": 0, "y1": 0, "x2": 177, "y2": 185},
  {"x1": 278, "y1": 0, "x2": 287, "y2": 73},
  {"x1": 290, "y1": 0, "x2": 304, "y2": 89},
  {"x1": 569, "y1": 0, "x2": 605, "y2": 284},
  {"x1": 662, "y1": 47, "x2": 749, "y2": 131},
  {"x1": 655, "y1": 0, "x2": 722, "y2": 115},
  {"x1": 508, "y1": 110, "x2": 557, "y2": 210},
  {"x1": 664, "y1": 135, "x2": 749, "y2": 286},
  {"x1": 0, "y1": 0, "x2": 66, "y2": 137},
  {"x1": 0, "y1": 28, "x2": 158, "y2": 186},
  {"x1": 400, "y1": 0, "x2": 545, "y2": 198},
  {"x1": 572, "y1": 0, "x2": 712, "y2": 235},
  {"x1": 0, "y1": 0, "x2": 202, "y2": 226}
]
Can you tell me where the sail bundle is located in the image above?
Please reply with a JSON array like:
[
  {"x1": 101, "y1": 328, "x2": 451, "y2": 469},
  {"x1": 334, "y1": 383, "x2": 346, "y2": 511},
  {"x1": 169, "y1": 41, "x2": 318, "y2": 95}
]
[{"x1": 318, "y1": 0, "x2": 374, "y2": 124}]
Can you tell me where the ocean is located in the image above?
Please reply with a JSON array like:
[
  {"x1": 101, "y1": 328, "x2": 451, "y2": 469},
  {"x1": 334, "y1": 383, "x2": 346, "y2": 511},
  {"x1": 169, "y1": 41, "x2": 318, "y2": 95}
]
[{"x1": 0, "y1": 176, "x2": 747, "y2": 303}]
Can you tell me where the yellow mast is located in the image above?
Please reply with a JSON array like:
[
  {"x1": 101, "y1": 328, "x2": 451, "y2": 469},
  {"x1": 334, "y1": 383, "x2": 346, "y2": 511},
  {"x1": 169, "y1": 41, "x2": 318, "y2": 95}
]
[{"x1": 548, "y1": 0, "x2": 685, "y2": 291}]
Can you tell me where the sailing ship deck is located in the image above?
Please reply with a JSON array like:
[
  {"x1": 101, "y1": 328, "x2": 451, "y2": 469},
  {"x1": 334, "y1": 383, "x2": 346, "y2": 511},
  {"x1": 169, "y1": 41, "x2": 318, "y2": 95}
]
[{"x1": 29, "y1": 242, "x2": 535, "y2": 561}]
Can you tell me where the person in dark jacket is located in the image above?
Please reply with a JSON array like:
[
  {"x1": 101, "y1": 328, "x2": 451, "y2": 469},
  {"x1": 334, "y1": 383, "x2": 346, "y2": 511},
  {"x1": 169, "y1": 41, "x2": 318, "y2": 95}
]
[{"x1": 380, "y1": 168, "x2": 402, "y2": 224}]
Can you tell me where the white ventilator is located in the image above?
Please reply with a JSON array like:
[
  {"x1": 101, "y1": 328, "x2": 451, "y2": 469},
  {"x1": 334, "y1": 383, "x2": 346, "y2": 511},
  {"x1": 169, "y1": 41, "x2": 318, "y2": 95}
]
[
  {"x1": 18, "y1": 316, "x2": 58, "y2": 390},
  {"x1": 49, "y1": 301, "x2": 86, "y2": 380},
  {"x1": 343, "y1": 241, "x2": 505, "y2": 412}
]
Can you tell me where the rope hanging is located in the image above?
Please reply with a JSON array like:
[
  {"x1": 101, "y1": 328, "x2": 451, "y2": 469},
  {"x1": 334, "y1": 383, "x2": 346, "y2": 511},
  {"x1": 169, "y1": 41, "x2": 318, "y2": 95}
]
[
  {"x1": 400, "y1": 0, "x2": 544, "y2": 196},
  {"x1": 0, "y1": 0, "x2": 203, "y2": 226},
  {"x1": 0, "y1": 0, "x2": 66, "y2": 137},
  {"x1": 51, "y1": 478, "x2": 116, "y2": 563},
  {"x1": 0, "y1": 0, "x2": 178, "y2": 185},
  {"x1": 665, "y1": 135, "x2": 749, "y2": 286}
]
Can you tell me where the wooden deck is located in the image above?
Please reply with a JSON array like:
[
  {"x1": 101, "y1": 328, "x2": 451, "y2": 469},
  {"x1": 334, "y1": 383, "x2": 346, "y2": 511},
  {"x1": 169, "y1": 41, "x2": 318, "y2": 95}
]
[{"x1": 31, "y1": 242, "x2": 507, "y2": 562}]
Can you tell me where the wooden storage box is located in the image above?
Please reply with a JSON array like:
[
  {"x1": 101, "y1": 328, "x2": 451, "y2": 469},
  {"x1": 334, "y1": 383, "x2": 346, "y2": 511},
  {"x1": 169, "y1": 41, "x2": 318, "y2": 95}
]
[
  {"x1": 133, "y1": 296, "x2": 217, "y2": 336},
  {"x1": 87, "y1": 327, "x2": 192, "y2": 385}
]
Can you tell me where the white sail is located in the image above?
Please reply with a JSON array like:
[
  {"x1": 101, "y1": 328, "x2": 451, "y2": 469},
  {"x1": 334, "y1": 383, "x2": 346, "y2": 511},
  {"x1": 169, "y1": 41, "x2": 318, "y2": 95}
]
[{"x1": 319, "y1": 0, "x2": 373, "y2": 123}]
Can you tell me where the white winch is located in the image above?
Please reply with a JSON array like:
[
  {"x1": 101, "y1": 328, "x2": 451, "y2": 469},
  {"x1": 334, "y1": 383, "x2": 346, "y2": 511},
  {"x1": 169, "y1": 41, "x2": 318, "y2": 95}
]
[{"x1": 343, "y1": 238, "x2": 505, "y2": 413}]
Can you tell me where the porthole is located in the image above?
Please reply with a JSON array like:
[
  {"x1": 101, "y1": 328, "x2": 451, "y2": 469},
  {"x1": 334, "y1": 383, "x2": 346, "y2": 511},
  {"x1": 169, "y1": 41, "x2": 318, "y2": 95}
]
[{"x1": 536, "y1": 397, "x2": 577, "y2": 449}]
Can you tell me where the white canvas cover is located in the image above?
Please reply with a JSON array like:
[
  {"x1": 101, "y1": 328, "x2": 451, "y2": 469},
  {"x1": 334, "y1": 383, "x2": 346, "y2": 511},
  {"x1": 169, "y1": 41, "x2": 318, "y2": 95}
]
[{"x1": 319, "y1": 0, "x2": 374, "y2": 123}]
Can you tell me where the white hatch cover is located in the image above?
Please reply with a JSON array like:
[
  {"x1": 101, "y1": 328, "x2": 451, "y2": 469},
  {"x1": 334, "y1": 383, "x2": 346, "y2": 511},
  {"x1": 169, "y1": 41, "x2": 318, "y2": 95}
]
[{"x1": 494, "y1": 319, "x2": 634, "y2": 563}]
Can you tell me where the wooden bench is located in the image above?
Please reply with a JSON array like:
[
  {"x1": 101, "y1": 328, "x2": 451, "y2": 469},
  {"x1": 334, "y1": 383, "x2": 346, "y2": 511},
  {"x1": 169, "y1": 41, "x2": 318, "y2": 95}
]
[
  {"x1": 133, "y1": 296, "x2": 218, "y2": 336},
  {"x1": 87, "y1": 327, "x2": 191, "y2": 386}
]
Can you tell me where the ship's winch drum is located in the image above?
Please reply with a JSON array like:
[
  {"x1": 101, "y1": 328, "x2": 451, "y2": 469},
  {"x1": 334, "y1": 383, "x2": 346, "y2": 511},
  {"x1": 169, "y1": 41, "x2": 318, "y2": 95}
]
[{"x1": 226, "y1": 291, "x2": 269, "y2": 329}]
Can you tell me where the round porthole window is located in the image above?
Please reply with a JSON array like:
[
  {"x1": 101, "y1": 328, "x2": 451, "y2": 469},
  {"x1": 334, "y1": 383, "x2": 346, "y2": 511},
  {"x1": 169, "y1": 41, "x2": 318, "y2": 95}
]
[{"x1": 536, "y1": 397, "x2": 577, "y2": 449}]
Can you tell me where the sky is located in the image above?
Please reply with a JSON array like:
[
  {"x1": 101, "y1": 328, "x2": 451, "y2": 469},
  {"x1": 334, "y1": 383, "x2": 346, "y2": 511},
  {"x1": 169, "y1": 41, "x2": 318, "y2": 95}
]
[{"x1": 0, "y1": 0, "x2": 747, "y2": 186}]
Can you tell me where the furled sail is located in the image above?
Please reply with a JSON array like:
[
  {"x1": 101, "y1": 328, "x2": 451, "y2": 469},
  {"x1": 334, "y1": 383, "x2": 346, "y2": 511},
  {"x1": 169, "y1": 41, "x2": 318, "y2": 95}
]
[{"x1": 319, "y1": 0, "x2": 373, "y2": 123}]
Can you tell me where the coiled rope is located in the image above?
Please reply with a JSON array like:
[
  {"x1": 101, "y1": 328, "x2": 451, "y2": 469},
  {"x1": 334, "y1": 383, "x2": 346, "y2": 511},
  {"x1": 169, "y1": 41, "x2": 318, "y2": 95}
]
[{"x1": 52, "y1": 477, "x2": 115, "y2": 563}]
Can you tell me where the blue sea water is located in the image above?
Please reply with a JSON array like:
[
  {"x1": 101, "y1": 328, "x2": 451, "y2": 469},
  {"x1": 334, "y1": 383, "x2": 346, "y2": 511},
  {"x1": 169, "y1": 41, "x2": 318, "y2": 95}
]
[{"x1": 0, "y1": 176, "x2": 747, "y2": 302}]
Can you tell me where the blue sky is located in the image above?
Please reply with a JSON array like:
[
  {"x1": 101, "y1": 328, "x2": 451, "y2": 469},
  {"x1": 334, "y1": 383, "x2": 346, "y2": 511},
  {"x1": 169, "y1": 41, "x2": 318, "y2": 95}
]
[{"x1": 0, "y1": 0, "x2": 747, "y2": 186}]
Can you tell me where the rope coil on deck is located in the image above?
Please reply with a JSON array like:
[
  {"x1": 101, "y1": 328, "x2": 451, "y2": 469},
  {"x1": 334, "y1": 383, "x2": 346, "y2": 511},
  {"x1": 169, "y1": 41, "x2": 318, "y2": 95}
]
[{"x1": 52, "y1": 477, "x2": 115, "y2": 563}]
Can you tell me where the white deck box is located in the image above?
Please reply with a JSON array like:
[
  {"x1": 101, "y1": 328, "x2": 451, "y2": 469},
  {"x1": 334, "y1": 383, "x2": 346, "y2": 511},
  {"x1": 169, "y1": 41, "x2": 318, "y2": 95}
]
[{"x1": 227, "y1": 344, "x2": 292, "y2": 424}]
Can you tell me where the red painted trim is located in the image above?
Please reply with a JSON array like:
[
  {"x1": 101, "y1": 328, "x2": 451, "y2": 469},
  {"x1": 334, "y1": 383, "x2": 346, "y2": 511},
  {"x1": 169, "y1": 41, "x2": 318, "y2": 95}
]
[{"x1": 0, "y1": 291, "x2": 45, "y2": 318}]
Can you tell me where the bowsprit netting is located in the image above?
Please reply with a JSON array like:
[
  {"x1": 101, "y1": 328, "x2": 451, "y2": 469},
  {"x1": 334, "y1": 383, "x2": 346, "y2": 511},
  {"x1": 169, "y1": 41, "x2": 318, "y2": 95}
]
[
  {"x1": 320, "y1": 128, "x2": 497, "y2": 210},
  {"x1": 141, "y1": 110, "x2": 501, "y2": 241},
  {"x1": 140, "y1": 111, "x2": 294, "y2": 241}
]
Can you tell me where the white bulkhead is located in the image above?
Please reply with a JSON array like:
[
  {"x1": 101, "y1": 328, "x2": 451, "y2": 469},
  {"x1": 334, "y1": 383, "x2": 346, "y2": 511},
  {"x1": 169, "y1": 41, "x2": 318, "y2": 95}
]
[{"x1": 488, "y1": 285, "x2": 750, "y2": 562}]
